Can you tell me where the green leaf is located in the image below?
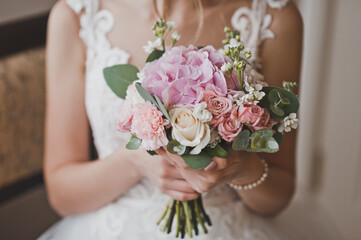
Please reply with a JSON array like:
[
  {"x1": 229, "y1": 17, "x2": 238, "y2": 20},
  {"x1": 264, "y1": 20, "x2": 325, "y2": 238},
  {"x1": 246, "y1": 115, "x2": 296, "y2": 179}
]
[
  {"x1": 281, "y1": 98, "x2": 291, "y2": 105},
  {"x1": 146, "y1": 50, "x2": 165, "y2": 63},
  {"x1": 181, "y1": 151, "x2": 213, "y2": 170},
  {"x1": 126, "y1": 135, "x2": 141, "y2": 150},
  {"x1": 205, "y1": 145, "x2": 229, "y2": 158},
  {"x1": 246, "y1": 129, "x2": 279, "y2": 153},
  {"x1": 268, "y1": 89, "x2": 280, "y2": 104},
  {"x1": 270, "y1": 104, "x2": 285, "y2": 117},
  {"x1": 135, "y1": 82, "x2": 158, "y2": 106},
  {"x1": 103, "y1": 64, "x2": 139, "y2": 99},
  {"x1": 154, "y1": 95, "x2": 172, "y2": 124},
  {"x1": 262, "y1": 86, "x2": 300, "y2": 119},
  {"x1": 273, "y1": 129, "x2": 284, "y2": 145},
  {"x1": 167, "y1": 140, "x2": 186, "y2": 155},
  {"x1": 147, "y1": 150, "x2": 158, "y2": 156},
  {"x1": 232, "y1": 130, "x2": 251, "y2": 151}
]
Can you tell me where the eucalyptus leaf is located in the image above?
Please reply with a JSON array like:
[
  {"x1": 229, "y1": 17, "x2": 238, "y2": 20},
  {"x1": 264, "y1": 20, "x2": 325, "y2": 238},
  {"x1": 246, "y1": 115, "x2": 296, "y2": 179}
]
[
  {"x1": 135, "y1": 83, "x2": 158, "y2": 106},
  {"x1": 126, "y1": 135, "x2": 142, "y2": 150},
  {"x1": 263, "y1": 86, "x2": 300, "y2": 119},
  {"x1": 147, "y1": 150, "x2": 158, "y2": 156},
  {"x1": 205, "y1": 145, "x2": 229, "y2": 158},
  {"x1": 281, "y1": 98, "x2": 291, "y2": 105},
  {"x1": 270, "y1": 104, "x2": 285, "y2": 117},
  {"x1": 154, "y1": 95, "x2": 172, "y2": 124},
  {"x1": 181, "y1": 151, "x2": 213, "y2": 170},
  {"x1": 146, "y1": 50, "x2": 165, "y2": 63},
  {"x1": 273, "y1": 129, "x2": 284, "y2": 145},
  {"x1": 103, "y1": 64, "x2": 139, "y2": 99},
  {"x1": 232, "y1": 130, "x2": 251, "y2": 151},
  {"x1": 268, "y1": 89, "x2": 280, "y2": 104},
  {"x1": 167, "y1": 140, "x2": 186, "y2": 155}
]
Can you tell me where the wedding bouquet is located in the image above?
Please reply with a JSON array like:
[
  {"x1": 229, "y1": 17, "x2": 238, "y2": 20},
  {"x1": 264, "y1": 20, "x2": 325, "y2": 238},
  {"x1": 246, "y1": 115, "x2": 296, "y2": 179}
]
[{"x1": 103, "y1": 18, "x2": 299, "y2": 238}]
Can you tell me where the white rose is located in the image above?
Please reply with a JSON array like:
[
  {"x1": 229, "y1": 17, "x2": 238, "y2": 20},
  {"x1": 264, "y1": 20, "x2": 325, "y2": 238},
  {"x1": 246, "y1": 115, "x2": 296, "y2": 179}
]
[{"x1": 169, "y1": 107, "x2": 211, "y2": 155}]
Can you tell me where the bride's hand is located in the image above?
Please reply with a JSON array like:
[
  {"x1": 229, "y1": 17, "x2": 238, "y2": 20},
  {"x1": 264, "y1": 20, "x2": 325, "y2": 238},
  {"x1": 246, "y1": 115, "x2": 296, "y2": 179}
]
[
  {"x1": 155, "y1": 148, "x2": 264, "y2": 193},
  {"x1": 132, "y1": 151, "x2": 200, "y2": 201}
]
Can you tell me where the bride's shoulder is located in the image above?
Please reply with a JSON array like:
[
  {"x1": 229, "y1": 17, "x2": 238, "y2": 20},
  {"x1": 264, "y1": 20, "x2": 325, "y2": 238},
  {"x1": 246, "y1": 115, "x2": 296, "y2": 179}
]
[
  {"x1": 48, "y1": 0, "x2": 82, "y2": 38},
  {"x1": 47, "y1": 0, "x2": 85, "y2": 66},
  {"x1": 268, "y1": 1, "x2": 303, "y2": 35}
]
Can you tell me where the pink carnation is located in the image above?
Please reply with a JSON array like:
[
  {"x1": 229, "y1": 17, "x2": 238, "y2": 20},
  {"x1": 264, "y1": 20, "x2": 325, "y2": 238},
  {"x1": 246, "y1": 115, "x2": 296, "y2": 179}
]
[
  {"x1": 251, "y1": 109, "x2": 273, "y2": 131},
  {"x1": 131, "y1": 103, "x2": 169, "y2": 151},
  {"x1": 142, "y1": 45, "x2": 228, "y2": 107},
  {"x1": 116, "y1": 100, "x2": 134, "y2": 132},
  {"x1": 217, "y1": 108, "x2": 243, "y2": 142}
]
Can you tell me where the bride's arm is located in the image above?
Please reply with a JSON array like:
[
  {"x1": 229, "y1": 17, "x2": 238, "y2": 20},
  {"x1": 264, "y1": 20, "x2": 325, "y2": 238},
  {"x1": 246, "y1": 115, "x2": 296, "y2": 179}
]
[
  {"x1": 44, "y1": 1, "x2": 143, "y2": 216},
  {"x1": 44, "y1": 1, "x2": 199, "y2": 216}
]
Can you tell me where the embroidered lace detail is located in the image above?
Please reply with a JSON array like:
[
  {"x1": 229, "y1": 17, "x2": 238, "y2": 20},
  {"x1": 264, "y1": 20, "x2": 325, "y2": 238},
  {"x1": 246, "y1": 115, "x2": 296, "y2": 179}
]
[{"x1": 231, "y1": 0, "x2": 289, "y2": 69}]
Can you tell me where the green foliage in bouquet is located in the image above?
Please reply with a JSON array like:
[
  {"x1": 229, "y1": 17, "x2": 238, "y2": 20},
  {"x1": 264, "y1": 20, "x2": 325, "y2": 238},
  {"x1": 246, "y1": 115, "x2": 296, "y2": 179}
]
[
  {"x1": 103, "y1": 64, "x2": 139, "y2": 99},
  {"x1": 260, "y1": 86, "x2": 299, "y2": 120},
  {"x1": 232, "y1": 129, "x2": 279, "y2": 153}
]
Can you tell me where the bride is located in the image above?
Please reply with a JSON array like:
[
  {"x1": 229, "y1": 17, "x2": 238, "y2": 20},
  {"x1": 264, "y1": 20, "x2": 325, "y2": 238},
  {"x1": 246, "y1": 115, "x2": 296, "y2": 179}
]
[{"x1": 40, "y1": 0, "x2": 304, "y2": 239}]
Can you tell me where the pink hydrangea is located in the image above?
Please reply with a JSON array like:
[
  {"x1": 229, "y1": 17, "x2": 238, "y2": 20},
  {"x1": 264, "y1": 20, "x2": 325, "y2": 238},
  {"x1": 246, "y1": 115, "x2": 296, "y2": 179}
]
[
  {"x1": 142, "y1": 45, "x2": 228, "y2": 107},
  {"x1": 131, "y1": 102, "x2": 169, "y2": 151}
]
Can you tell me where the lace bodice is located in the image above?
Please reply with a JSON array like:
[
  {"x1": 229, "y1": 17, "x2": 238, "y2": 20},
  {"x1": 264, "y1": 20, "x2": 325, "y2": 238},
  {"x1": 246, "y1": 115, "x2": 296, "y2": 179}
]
[{"x1": 40, "y1": 1, "x2": 291, "y2": 239}]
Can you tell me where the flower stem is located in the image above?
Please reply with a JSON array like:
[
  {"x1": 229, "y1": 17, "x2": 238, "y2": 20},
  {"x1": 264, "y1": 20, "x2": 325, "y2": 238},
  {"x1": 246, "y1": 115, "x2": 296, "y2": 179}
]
[
  {"x1": 197, "y1": 196, "x2": 212, "y2": 226},
  {"x1": 189, "y1": 200, "x2": 199, "y2": 236},
  {"x1": 194, "y1": 200, "x2": 208, "y2": 234},
  {"x1": 175, "y1": 201, "x2": 180, "y2": 238},
  {"x1": 157, "y1": 200, "x2": 170, "y2": 225},
  {"x1": 183, "y1": 202, "x2": 193, "y2": 238},
  {"x1": 167, "y1": 201, "x2": 176, "y2": 234},
  {"x1": 236, "y1": 70, "x2": 243, "y2": 90},
  {"x1": 161, "y1": 200, "x2": 174, "y2": 232}
]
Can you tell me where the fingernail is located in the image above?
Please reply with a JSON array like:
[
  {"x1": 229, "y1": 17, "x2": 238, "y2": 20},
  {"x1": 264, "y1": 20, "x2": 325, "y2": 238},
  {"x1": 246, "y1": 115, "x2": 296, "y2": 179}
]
[{"x1": 204, "y1": 160, "x2": 217, "y2": 172}]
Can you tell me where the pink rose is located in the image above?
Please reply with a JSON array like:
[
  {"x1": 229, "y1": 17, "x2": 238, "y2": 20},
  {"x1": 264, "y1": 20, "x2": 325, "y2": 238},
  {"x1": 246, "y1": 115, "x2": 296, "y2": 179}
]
[
  {"x1": 131, "y1": 103, "x2": 169, "y2": 151},
  {"x1": 251, "y1": 109, "x2": 273, "y2": 131},
  {"x1": 238, "y1": 103, "x2": 264, "y2": 125},
  {"x1": 201, "y1": 87, "x2": 233, "y2": 120},
  {"x1": 217, "y1": 108, "x2": 243, "y2": 142},
  {"x1": 116, "y1": 100, "x2": 134, "y2": 132}
]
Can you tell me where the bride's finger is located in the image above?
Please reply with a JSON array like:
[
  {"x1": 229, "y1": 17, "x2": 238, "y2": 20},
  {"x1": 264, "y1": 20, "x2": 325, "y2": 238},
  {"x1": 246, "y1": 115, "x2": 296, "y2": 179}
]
[
  {"x1": 166, "y1": 179, "x2": 198, "y2": 193},
  {"x1": 165, "y1": 190, "x2": 200, "y2": 201}
]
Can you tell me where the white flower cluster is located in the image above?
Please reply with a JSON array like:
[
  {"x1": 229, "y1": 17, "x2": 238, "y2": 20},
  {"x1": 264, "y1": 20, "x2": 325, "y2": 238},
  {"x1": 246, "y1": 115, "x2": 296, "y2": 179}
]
[
  {"x1": 143, "y1": 38, "x2": 162, "y2": 54},
  {"x1": 171, "y1": 31, "x2": 181, "y2": 41},
  {"x1": 278, "y1": 113, "x2": 299, "y2": 133},
  {"x1": 193, "y1": 102, "x2": 212, "y2": 122},
  {"x1": 221, "y1": 62, "x2": 233, "y2": 72},
  {"x1": 136, "y1": 71, "x2": 145, "y2": 82},
  {"x1": 225, "y1": 38, "x2": 241, "y2": 48},
  {"x1": 237, "y1": 77, "x2": 265, "y2": 105}
]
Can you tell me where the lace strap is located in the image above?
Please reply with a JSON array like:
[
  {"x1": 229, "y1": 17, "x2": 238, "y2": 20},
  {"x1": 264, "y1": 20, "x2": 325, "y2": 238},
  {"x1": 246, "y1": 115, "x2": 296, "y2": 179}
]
[
  {"x1": 65, "y1": 0, "x2": 114, "y2": 51},
  {"x1": 231, "y1": 0, "x2": 289, "y2": 69}
]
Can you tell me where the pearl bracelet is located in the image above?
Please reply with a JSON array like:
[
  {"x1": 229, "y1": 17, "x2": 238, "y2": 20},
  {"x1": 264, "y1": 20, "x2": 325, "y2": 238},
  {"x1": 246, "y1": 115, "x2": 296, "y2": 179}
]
[{"x1": 228, "y1": 159, "x2": 269, "y2": 190}]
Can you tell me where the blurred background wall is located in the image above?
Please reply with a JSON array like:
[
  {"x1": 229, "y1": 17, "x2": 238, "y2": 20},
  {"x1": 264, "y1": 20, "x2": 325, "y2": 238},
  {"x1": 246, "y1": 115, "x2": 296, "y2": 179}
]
[
  {"x1": 0, "y1": 0, "x2": 360, "y2": 239},
  {"x1": 295, "y1": 0, "x2": 361, "y2": 239}
]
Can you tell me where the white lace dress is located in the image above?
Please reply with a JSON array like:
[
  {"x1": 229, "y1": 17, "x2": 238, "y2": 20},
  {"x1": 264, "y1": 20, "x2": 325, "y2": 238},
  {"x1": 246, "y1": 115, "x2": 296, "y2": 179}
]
[{"x1": 38, "y1": 0, "x2": 337, "y2": 239}]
